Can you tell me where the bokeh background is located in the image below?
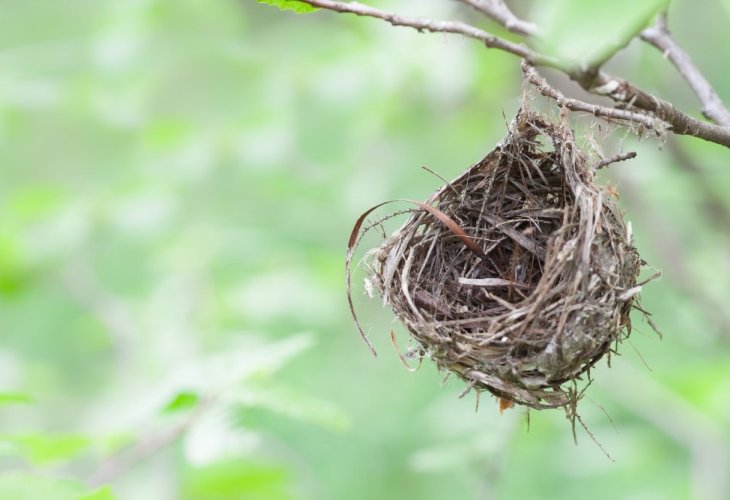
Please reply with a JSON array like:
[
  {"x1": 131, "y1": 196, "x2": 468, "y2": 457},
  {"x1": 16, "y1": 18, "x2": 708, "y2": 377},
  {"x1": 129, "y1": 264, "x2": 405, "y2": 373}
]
[{"x1": 2, "y1": 0, "x2": 730, "y2": 499}]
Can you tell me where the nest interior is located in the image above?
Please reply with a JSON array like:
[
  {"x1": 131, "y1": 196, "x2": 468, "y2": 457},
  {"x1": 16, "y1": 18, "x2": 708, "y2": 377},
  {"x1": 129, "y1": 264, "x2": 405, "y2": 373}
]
[{"x1": 353, "y1": 110, "x2": 643, "y2": 411}]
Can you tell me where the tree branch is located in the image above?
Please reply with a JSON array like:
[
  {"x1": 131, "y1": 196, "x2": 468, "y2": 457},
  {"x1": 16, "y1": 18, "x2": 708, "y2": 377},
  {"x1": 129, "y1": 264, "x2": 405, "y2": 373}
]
[
  {"x1": 296, "y1": 0, "x2": 550, "y2": 62},
  {"x1": 293, "y1": 0, "x2": 730, "y2": 149},
  {"x1": 578, "y1": 70, "x2": 730, "y2": 148},
  {"x1": 456, "y1": 0, "x2": 537, "y2": 37},
  {"x1": 454, "y1": 1, "x2": 730, "y2": 145},
  {"x1": 596, "y1": 151, "x2": 638, "y2": 169},
  {"x1": 641, "y1": 14, "x2": 730, "y2": 127},
  {"x1": 521, "y1": 62, "x2": 664, "y2": 131}
]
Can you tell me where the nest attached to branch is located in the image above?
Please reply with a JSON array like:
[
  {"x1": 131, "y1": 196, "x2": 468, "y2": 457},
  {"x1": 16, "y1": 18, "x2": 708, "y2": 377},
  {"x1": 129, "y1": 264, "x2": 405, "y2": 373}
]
[{"x1": 348, "y1": 109, "x2": 649, "y2": 412}]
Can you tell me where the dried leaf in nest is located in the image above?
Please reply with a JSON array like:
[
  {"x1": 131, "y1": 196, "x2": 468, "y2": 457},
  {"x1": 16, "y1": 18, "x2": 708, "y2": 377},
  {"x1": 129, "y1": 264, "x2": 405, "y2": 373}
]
[{"x1": 348, "y1": 109, "x2": 651, "y2": 412}]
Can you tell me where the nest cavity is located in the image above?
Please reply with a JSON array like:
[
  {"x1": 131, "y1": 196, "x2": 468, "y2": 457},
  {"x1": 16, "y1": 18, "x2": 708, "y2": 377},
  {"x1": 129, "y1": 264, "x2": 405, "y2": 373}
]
[{"x1": 349, "y1": 110, "x2": 645, "y2": 411}]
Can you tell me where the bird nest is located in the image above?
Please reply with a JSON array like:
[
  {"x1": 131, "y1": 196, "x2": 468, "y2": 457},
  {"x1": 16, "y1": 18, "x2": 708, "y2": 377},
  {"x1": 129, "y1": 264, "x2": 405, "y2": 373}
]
[{"x1": 347, "y1": 109, "x2": 651, "y2": 412}]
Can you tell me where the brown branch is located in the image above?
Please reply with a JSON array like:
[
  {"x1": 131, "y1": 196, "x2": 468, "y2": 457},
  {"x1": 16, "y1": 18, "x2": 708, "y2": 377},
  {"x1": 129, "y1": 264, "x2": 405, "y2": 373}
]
[
  {"x1": 596, "y1": 151, "x2": 637, "y2": 169},
  {"x1": 463, "y1": 2, "x2": 730, "y2": 137},
  {"x1": 454, "y1": 0, "x2": 730, "y2": 142},
  {"x1": 293, "y1": 0, "x2": 730, "y2": 149},
  {"x1": 295, "y1": 0, "x2": 551, "y2": 63},
  {"x1": 641, "y1": 13, "x2": 730, "y2": 127},
  {"x1": 579, "y1": 70, "x2": 730, "y2": 148},
  {"x1": 521, "y1": 63, "x2": 663, "y2": 131},
  {"x1": 457, "y1": 0, "x2": 537, "y2": 37}
]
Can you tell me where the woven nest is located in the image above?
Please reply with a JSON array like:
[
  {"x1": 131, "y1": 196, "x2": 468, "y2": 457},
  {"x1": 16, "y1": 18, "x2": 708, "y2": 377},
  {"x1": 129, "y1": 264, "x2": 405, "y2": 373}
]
[{"x1": 348, "y1": 110, "x2": 648, "y2": 411}]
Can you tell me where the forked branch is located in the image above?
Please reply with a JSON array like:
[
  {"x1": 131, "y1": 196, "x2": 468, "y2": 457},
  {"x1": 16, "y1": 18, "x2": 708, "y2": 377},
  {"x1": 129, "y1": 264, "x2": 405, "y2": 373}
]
[
  {"x1": 457, "y1": 0, "x2": 538, "y2": 36},
  {"x1": 290, "y1": 0, "x2": 730, "y2": 149},
  {"x1": 640, "y1": 13, "x2": 730, "y2": 127}
]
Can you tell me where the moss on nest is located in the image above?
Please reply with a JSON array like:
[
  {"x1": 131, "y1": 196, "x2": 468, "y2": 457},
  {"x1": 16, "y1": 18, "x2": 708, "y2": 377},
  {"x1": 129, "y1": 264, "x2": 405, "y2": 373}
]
[{"x1": 347, "y1": 109, "x2": 650, "y2": 412}]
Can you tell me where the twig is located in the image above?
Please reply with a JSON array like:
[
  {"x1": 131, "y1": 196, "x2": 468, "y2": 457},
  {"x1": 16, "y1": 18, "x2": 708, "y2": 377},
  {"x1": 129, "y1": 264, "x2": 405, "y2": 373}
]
[
  {"x1": 596, "y1": 151, "x2": 637, "y2": 169},
  {"x1": 293, "y1": 0, "x2": 730, "y2": 149},
  {"x1": 452, "y1": 0, "x2": 730, "y2": 144},
  {"x1": 457, "y1": 0, "x2": 537, "y2": 37},
  {"x1": 574, "y1": 69, "x2": 730, "y2": 148},
  {"x1": 641, "y1": 13, "x2": 730, "y2": 127},
  {"x1": 295, "y1": 0, "x2": 550, "y2": 63},
  {"x1": 521, "y1": 62, "x2": 662, "y2": 131}
]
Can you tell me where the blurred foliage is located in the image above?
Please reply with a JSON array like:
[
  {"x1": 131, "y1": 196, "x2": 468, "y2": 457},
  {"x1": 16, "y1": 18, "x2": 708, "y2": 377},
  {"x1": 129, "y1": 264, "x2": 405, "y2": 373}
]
[
  {"x1": 536, "y1": 0, "x2": 668, "y2": 69},
  {"x1": 257, "y1": 0, "x2": 318, "y2": 13},
  {"x1": 0, "y1": 0, "x2": 729, "y2": 499}
]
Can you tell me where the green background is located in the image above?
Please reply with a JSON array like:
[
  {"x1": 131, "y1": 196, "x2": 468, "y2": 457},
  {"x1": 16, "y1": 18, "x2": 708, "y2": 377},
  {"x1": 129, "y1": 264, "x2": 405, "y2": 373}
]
[{"x1": 1, "y1": 1, "x2": 729, "y2": 498}]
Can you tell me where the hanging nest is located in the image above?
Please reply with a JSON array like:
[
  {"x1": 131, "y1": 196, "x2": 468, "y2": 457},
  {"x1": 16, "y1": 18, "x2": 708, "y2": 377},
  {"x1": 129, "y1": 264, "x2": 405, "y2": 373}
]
[{"x1": 347, "y1": 109, "x2": 652, "y2": 412}]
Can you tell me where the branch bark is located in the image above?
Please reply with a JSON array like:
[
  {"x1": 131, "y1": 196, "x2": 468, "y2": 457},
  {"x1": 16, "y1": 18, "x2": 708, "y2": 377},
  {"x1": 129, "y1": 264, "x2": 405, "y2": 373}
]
[
  {"x1": 521, "y1": 63, "x2": 664, "y2": 132},
  {"x1": 640, "y1": 14, "x2": 730, "y2": 127},
  {"x1": 457, "y1": 0, "x2": 537, "y2": 37},
  {"x1": 292, "y1": 0, "x2": 730, "y2": 149},
  {"x1": 294, "y1": 0, "x2": 526, "y2": 57},
  {"x1": 576, "y1": 69, "x2": 730, "y2": 148}
]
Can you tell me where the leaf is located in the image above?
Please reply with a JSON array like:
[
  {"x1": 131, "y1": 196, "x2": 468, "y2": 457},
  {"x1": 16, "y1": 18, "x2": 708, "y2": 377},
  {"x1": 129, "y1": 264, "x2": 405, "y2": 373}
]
[
  {"x1": 536, "y1": 0, "x2": 668, "y2": 70},
  {"x1": 79, "y1": 486, "x2": 116, "y2": 500},
  {"x1": 257, "y1": 0, "x2": 318, "y2": 13},
  {"x1": 0, "y1": 393, "x2": 32, "y2": 406},
  {"x1": 180, "y1": 459, "x2": 293, "y2": 500},
  {"x1": 0, "y1": 473, "x2": 110, "y2": 500},
  {"x1": 162, "y1": 391, "x2": 199, "y2": 414},
  {"x1": 4, "y1": 433, "x2": 92, "y2": 465}
]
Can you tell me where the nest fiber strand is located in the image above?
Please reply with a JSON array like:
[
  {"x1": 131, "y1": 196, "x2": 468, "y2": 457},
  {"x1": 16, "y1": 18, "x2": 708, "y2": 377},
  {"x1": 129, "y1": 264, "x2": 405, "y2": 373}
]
[{"x1": 351, "y1": 110, "x2": 642, "y2": 411}]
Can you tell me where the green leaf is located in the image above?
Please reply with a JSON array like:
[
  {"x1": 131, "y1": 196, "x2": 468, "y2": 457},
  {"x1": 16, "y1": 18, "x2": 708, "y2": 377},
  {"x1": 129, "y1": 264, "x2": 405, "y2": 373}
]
[
  {"x1": 4, "y1": 433, "x2": 92, "y2": 465},
  {"x1": 536, "y1": 0, "x2": 668, "y2": 70},
  {"x1": 0, "y1": 393, "x2": 32, "y2": 406},
  {"x1": 162, "y1": 391, "x2": 200, "y2": 413},
  {"x1": 180, "y1": 459, "x2": 293, "y2": 500},
  {"x1": 0, "y1": 235, "x2": 30, "y2": 296},
  {"x1": 257, "y1": 0, "x2": 318, "y2": 14},
  {"x1": 0, "y1": 473, "x2": 110, "y2": 500},
  {"x1": 79, "y1": 485, "x2": 116, "y2": 500}
]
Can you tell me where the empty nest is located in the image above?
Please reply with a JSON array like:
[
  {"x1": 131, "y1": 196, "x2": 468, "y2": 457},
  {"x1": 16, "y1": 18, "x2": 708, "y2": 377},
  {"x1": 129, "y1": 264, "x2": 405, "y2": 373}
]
[{"x1": 348, "y1": 109, "x2": 650, "y2": 411}]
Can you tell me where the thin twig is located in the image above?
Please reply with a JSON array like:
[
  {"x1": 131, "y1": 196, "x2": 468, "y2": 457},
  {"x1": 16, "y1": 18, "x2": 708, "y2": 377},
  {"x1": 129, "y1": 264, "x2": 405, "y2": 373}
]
[
  {"x1": 641, "y1": 13, "x2": 730, "y2": 127},
  {"x1": 596, "y1": 151, "x2": 637, "y2": 169},
  {"x1": 457, "y1": 0, "x2": 538, "y2": 36},
  {"x1": 296, "y1": 0, "x2": 550, "y2": 63},
  {"x1": 521, "y1": 62, "x2": 662, "y2": 131},
  {"x1": 293, "y1": 0, "x2": 730, "y2": 149},
  {"x1": 573, "y1": 69, "x2": 730, "y2": 148},
  {"x1": 465, "y1": 1, "x2": 730, "y2": 146}
]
